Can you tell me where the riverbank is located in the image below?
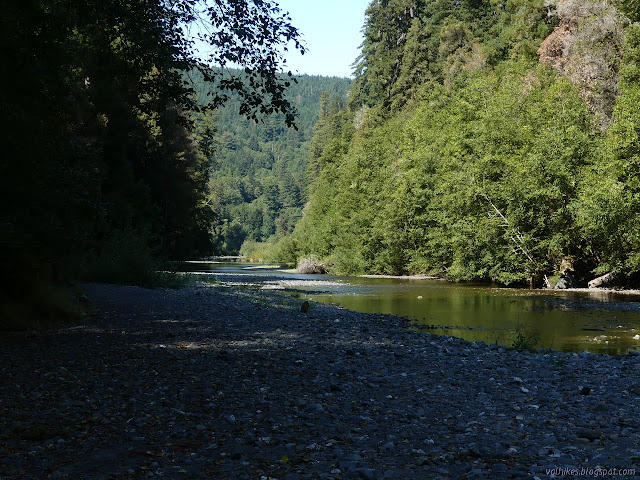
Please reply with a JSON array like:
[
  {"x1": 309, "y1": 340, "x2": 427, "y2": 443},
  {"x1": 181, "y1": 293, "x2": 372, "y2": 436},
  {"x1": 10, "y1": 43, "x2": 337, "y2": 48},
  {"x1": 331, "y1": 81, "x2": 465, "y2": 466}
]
[
  {"x1": 282, "y1": 267, "x2": 640, "y2": 291},
  {"x1": 1, "y1": 282, "x2": 639, "y2": 479},
  {"x1": 549, "y1": 287, "x2": 640, "y2": 296},
  {"x1": 357, "y1": 274, "x2": 442, "y2": 280}
]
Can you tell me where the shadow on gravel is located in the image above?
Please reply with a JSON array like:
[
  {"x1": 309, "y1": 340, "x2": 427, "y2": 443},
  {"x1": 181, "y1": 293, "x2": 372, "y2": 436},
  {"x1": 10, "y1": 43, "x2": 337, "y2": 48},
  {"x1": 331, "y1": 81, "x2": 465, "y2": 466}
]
[
  {"x1": 2, "y1": 283, "x2": 639, "y2": 480},
  {"x1": 0, "y1": 284, "x2": 418, "y2": 479}
]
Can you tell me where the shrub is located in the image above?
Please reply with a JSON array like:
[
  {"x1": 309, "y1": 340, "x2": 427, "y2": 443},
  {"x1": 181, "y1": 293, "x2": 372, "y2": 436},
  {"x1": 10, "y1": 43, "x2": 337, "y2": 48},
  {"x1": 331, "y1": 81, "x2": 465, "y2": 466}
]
[
  {"x1": 510, "y1": 324, "x2": 541, "y2": 352},
  {"x1": 239, "y1": 235, "x2": 300, "y2": 264},
  {"x1": 329, "y1": 247, "x2": 366, "y2": 275},
  {"x1": 82, "y1": 229, "x2": 160, "y2": 286}
]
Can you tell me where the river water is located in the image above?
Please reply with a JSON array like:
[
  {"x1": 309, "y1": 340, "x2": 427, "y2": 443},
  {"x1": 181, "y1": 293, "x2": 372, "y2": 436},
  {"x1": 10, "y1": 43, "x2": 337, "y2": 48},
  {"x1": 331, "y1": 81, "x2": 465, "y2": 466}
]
[{"x1": 179, "y1": 261, "x2": 640, "y2": 355}]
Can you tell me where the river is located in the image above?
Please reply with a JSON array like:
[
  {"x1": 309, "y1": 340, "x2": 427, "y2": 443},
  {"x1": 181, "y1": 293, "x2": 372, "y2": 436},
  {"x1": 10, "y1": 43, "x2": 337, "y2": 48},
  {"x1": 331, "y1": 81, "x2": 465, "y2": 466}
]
[{"x1": 179, "y1": 261, "x2": 640, "y2": 355}]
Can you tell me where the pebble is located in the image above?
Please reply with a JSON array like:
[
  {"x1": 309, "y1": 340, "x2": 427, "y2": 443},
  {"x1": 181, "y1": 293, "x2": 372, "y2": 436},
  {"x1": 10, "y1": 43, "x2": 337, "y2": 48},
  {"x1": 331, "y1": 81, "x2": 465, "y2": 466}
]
[
  {"x1": 576, "y1": 429, "x2": 602, "y2": 441},
  {"x1": 0, "y1": 282, "x2": 638, "y2": 480}
]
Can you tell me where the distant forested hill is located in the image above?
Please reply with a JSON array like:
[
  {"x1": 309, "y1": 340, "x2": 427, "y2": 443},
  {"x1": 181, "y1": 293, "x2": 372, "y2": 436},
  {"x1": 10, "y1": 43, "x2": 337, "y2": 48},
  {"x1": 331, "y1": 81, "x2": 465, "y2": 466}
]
[
  {"x1": 190, "y1": 71, "x2": 351, "y2": 254},
  {"x1": 265, "y1": 0, "x2": 640, "y2": 288}
]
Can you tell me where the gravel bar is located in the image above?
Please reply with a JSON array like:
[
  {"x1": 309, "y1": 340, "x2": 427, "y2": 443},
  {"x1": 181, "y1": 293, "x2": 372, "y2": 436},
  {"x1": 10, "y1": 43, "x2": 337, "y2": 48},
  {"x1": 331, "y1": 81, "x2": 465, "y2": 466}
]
[{"x1": 1, "y1": 283, "x2": 640, "y2": 479}]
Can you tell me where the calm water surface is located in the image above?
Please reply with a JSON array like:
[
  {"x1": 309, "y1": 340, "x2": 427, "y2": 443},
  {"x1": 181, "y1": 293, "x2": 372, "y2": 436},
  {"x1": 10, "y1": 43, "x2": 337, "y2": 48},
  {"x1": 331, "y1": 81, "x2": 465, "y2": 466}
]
[{"x1": 181, "y1": 261, "x2": 640, "y2": 355}]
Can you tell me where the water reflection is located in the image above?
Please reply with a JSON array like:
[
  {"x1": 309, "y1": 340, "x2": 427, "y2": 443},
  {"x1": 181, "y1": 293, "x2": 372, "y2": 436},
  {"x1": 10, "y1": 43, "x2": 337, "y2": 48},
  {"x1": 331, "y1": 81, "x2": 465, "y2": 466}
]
[{"x1": 180, "y1": 261, "x2": 640, "y2": 355}]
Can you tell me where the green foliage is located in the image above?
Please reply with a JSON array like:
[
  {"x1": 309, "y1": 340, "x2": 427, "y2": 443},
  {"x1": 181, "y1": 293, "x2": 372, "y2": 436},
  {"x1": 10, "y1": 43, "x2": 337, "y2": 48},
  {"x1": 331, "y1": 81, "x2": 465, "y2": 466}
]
[
  {"x1": 293, "y1": 0, "x2": 639, "y2": 285},
  {"x1": 618, "y1": 0, "x2": 640, "y2": 21},
  {"x1": 547, "y1": 352, "x2": 568, "y2": 368},
  {"x1": 351, "y1": 0, "x2": 413, "y2": 107},
  {"x1": 485, "y1": 0, "x2": 555, "y2": 64},
  {"x1": 390, "y1": 18, "x2": 432, "y2": 111},
  {"x1": 295, "y1": 62, "x2": 596, "y2": 282},
  {"x1": 239, "y1": 232, "x2": 300, "y2": 263},
  {"x1": 329, "y1": 247, "x2": 367, "y2": 275},
  {"x1": 0, "y1": 226, "x2": 81, "y2": 330}
]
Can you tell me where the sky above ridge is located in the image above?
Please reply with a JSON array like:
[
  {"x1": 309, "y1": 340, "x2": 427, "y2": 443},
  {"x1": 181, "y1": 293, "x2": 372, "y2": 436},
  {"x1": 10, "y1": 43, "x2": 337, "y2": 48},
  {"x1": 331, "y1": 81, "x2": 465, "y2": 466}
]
[{"x1": 274, "y1": 0, "x2": 371, "y2": 78}]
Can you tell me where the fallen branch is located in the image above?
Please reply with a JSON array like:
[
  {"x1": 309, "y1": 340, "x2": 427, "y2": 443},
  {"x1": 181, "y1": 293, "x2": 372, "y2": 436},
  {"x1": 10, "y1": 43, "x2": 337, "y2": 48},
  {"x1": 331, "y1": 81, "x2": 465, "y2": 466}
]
[{"x1": 482, "y1": 192, "x2": 535, "y2": 265}]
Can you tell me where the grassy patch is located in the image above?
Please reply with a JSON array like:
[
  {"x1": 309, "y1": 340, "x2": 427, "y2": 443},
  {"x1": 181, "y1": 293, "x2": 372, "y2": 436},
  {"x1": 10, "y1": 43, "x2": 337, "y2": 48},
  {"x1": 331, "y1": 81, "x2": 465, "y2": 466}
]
[
  {"x1": 510, "y1": 324, "x2": 541, "y2": 352},
  {"x1": 547, "y1": 352, "x2": 568, "y2": 368},
  {"x1": 82, "y1": 230, "x2": 160, "y2": 287},
  {"x1": 81, "y1": 229, "x2": 192, "y2": 289}
]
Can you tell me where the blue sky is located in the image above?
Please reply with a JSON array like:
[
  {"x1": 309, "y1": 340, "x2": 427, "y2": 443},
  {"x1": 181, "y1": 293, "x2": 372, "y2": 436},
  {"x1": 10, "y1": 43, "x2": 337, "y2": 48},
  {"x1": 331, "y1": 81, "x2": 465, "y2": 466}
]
[{"x1": 275, "y1": 0, "x2": 371, "y2": 78}]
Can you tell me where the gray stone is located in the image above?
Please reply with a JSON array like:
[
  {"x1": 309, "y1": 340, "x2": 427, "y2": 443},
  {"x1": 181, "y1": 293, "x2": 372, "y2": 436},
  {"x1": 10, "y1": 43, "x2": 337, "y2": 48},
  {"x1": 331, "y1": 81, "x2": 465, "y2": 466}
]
[
  {"x1": 576, "y1": 429, "x2": 602, "y2": 442},
  {"x1": 467, "y1": 468, "x2": 485, "y2": 480},
  {"x1": 338, "y1": 461, "x2": 358, "y2": 472},
  {"x1": 357, "y1": 468, "x2": 377, "y2": 480}
]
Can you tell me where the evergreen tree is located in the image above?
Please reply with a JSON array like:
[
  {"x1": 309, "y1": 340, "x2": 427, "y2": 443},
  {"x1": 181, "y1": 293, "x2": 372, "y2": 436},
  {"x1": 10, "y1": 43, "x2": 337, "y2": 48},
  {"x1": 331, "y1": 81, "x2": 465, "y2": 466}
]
[
  {"x1": 390, "y1": 18, "x2": 431, "y2": 110},
  {"x1": 352, "y1": 0, "x2": 425, "y2": 108}
]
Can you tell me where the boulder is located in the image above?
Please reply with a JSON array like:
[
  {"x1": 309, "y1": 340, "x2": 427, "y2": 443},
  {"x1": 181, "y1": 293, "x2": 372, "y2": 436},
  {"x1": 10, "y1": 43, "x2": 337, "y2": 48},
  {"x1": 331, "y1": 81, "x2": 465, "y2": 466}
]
[
  {"x1": 554, "y1": 271, "x2": 577, "y2": 289},
  {"x1": 554, "y1": 256, "x2": 578, "y2": 289}
]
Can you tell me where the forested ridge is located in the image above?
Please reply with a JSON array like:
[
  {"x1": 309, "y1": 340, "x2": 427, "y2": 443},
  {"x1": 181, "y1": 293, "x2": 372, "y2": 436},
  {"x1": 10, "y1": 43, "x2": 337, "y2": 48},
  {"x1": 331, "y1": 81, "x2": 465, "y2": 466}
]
[
  {"x1": 190, "y1": 72, "x2": 350, "y2": 255},
  {"x1": 263, "y1": 0, "x2": 640, "y2": 288}
]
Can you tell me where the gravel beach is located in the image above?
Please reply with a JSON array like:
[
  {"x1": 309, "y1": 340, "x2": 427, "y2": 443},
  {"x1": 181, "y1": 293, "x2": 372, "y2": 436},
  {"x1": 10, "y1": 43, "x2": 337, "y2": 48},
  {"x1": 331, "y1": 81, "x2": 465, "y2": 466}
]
[{"x1": 1, "y1": 282, "x2": 640, "y2": 479}]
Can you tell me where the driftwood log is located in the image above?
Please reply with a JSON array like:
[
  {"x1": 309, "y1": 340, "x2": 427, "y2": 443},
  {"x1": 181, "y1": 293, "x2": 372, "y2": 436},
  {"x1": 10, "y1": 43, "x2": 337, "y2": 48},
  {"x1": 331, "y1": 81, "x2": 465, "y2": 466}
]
[{"x1": 588, "y1": 272, "x2": 617, "y2": 289}]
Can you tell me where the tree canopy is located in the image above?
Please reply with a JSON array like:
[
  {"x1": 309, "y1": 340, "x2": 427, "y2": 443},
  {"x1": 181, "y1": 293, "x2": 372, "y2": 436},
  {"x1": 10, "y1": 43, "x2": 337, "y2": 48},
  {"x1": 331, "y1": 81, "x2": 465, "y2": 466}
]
[
  {"x1": 0, "y1": 0, "x2": 305, "y2": 327},
  {"x1": 263, "y1": 0, "x2": 640, "y2": 288}
]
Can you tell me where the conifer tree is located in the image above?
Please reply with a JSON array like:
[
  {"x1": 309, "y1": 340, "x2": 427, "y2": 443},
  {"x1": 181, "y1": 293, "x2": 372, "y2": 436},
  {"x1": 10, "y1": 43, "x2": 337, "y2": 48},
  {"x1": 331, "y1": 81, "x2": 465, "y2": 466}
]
[{"x1": 390, "y1": 18, "x2": 431, "y2": 110}]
